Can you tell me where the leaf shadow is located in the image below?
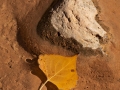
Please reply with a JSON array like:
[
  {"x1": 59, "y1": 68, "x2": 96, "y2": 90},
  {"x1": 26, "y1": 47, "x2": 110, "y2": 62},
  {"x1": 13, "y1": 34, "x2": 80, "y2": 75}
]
[{"x1": 26, "y1": 57, "x2": 58, "y2": 90}]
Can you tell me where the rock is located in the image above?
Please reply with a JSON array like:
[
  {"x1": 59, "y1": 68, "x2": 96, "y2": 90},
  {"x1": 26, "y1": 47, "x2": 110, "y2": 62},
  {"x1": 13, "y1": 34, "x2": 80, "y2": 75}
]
[
  {"x1": 51, "y1": 0, "x2": 107, "y2": 49},
  {"x1": 37, "y1": 0, "x2": 107, "y2": 54}
]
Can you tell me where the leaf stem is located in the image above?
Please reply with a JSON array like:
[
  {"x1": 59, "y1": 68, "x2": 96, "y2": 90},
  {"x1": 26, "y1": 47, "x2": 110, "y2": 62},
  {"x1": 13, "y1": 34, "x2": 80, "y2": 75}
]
[{"x1": 39, "y1": 80, "x2": 48, "y2": 90}]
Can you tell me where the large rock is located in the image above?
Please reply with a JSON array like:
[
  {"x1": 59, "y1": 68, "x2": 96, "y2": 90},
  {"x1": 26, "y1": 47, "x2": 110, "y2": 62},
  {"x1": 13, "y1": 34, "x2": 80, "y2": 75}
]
[{"x1": 37, "y1": 0, "x2": 107, "y2": 54}]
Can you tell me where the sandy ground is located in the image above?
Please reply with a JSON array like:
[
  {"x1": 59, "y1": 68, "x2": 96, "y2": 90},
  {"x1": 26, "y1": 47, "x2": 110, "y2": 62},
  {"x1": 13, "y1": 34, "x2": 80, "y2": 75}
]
[{"x1": 0, "y1": 0, "x2": 120, "y2": 90}]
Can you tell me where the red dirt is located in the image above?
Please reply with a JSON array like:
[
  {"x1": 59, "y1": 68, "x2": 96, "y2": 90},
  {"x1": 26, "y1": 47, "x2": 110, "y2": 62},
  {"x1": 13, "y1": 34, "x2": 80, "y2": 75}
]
[{"x1": 0, "y1": 0, "x2": 120, "y2": 90}]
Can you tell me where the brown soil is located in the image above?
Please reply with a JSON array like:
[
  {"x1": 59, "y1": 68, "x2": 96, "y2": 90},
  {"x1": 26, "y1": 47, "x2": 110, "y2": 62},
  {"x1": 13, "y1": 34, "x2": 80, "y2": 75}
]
[{"x1": 0, "y1": 0, "x2": 120, "y2": 90}]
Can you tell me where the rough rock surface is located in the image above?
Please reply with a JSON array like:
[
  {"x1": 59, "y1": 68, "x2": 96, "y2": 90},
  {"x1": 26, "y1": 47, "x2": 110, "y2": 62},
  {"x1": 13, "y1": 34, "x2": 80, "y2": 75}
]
[
  {"x1": 51, "y1": 0, "x2": 107, "y2": 49},
  {"x1": 0, "y1": 0, "x2": 120, "y2": 90},
  {"x1": 38, "y1": 0, "x2": 107, "y2": 53}
]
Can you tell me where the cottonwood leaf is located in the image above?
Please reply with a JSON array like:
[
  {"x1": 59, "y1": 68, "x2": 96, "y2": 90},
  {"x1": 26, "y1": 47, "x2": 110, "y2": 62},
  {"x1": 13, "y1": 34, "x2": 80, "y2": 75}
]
[{"x1": 38, "y1": 54, "x2": 78, "y2": 90}]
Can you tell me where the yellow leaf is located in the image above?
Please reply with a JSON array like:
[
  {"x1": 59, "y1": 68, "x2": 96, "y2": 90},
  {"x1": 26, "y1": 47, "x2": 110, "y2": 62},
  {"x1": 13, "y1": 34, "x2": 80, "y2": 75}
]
[{"x1": 38, "y1": 54, "x2": 78, "y2": 90}]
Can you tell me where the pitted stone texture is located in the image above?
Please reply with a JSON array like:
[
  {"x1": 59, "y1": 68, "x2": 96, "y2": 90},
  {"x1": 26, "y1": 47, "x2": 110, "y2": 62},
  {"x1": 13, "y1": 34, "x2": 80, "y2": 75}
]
[{"x1": 51, "y1": 0, "x2": 107, "y2": 49}]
